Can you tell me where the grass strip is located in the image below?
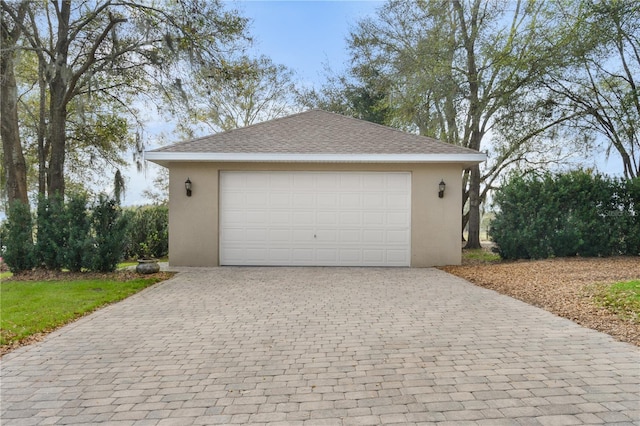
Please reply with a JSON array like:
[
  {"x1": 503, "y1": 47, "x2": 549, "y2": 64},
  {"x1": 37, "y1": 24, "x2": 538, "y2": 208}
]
[
  {"x1": 596, "y1": 280, "x2": 640, "y2": 323},
  {"x1": 1, "y1": 277, "x2": 163, "y2": 346},
  {"x1": 462, "y1": 248, "x2": 501, "y2": 263}
]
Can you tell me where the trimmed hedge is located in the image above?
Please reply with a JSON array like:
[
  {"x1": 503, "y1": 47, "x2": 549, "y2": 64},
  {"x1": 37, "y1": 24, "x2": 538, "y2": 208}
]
[{"x1": 489, "y1": 171, "x2": 640, "y2": 259}]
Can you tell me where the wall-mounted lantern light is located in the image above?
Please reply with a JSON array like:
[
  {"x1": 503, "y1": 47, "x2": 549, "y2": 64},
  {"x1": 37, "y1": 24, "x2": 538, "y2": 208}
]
[
  {"x1": 185, "y1": 177, "x2": 192, "y2": 197},
  {"x1": 438, "y1": 179, "x2": 446, "y2": 198}
]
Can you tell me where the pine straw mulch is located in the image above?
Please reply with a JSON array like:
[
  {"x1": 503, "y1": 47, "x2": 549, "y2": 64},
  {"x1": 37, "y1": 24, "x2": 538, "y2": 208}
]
[
  {"x1": 440, "y1": 256, "x2": 640, "y2": 346},
  {"x1": 4, "y1": 269, "x2": 148, "y2": 282}
]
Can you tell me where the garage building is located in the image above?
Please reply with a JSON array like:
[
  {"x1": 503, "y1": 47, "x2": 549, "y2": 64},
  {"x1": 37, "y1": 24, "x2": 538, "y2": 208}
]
[{"x1": 145, "y1": 110, "x2": 486, "y2": 267}]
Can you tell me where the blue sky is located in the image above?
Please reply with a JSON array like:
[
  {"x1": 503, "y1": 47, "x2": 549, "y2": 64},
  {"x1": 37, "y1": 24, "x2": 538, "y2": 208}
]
[{"x1": 232, "y1": 0, "x2": 383, "y2": 86}]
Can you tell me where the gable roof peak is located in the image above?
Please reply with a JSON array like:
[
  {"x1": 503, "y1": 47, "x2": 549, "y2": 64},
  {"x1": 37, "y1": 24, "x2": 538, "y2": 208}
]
[{"x1": 146, "y1": 109, "x2": 486, "y2": 165}]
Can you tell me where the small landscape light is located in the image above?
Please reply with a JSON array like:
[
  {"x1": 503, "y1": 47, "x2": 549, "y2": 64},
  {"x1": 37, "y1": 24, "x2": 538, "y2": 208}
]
[{"x1": 438, "y1": 179, "x2": 446, "y2": 198}]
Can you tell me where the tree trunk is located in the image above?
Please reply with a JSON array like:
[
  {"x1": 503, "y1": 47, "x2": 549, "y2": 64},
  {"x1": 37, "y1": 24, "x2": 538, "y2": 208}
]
[
  {"x1": 47, "y1": 91, "x2": 67, "y2": 197},
  {"x1": 37, "y1": 56, "x2": 48, "y2": 195},
  {"x1": 46, "y1": 1, "x2": 71, "y2": 197},
  {"x1": 464, "y1": 164, "x2": 482, "y2": 249},
  {"x1": 1, "y1": 24, "x2": 29, "y2": 205}
]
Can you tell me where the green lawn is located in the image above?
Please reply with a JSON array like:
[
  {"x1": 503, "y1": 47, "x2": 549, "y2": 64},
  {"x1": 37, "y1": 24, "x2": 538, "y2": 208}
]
[
  {"x1": 1, "y1": 277, "x2": 164, "y2": 347},
  {"x1": 596, "y1": 280, "x2": 640, "y2": 323},
  {"x1": 462, "y1": 248, "x2": 501, "y2": 263}
]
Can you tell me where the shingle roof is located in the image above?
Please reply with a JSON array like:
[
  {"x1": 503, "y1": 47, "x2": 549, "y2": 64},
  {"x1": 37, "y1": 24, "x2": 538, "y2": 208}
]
[{"x1": 150, "y1": 110, "x2": 478, "y2": 156}]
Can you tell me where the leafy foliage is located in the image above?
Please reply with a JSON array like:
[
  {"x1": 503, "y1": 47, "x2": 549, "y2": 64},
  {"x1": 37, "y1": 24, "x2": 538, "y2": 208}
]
[
  {"x1": 124, "y1": 205, "x2": 169, "y2": 260},
  {"x1": 489, "y1": 171, "x2": 640, "y2": 259},
  {"x1": 1, "y1": 201, "x2": 35, "y2": 273},
  {"x1": 89, "y1": 195, "x2": 129, "y2": 272},
  {"x1": 1, "y1": 0, "x2": 250, "y2": 202},
  {"x1": 544, "y1": 0, "x2": 640, "y2": 179},
  {"x1": 64, "y1": 193, "x2": 92, "y2": 272},
  {"x1": 2, "y1": 194, "x2": 132, "y2": 273},
  {"x1": 308, "y1": 0, "x2": 593, "y2": 248},
  {"x1": 33, "y1": 196, "x2": 67, "y2": 270}
]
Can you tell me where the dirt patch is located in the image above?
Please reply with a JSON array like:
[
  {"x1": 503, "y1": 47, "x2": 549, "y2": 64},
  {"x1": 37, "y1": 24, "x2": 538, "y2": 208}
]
[{"x1": 441, "y1": 256, "x2": 640, "y2": 346}]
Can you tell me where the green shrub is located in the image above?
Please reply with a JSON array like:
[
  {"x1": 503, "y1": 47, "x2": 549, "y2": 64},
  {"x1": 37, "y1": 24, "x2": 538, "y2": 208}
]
[
  {"x1": 2, "y1": 201, "x2": 35, "y2": 273},
  {"x1": 124, "y1": 205, "x2": 168, "y2": 259},
  {"x1": 490, "y1": 171, "x2": 639, "y2": 259},
  {"x1": 89, "y1": 194, "x2": 129, "y2": 272},
  {"x1": 34, "y1": 195, "x2": 67, "y2": 270},
  {"x1": 64, "y1": 193, "x2": 92, "y2": 272}
]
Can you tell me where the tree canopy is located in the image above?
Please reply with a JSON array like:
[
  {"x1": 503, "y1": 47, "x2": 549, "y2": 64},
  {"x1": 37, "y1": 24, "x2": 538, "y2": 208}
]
[
  {"x1": 305, "y1": 0, "x2": 639, "y2": 247},
  {"x1": 1, "y1": 0, "x2": 249, "y2": 204}
]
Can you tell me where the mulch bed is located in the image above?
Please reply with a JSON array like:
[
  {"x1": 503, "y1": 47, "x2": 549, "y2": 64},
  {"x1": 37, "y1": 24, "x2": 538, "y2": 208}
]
[
  {"x1": 5, "y1": 269, "x2": 174, "y2": 282},
  {"x1": 441, "y1": 256, "x2": 640, "y2": 346}
]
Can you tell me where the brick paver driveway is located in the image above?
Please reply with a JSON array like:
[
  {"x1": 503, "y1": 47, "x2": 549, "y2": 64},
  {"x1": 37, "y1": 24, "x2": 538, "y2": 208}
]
[{"x1": 1, "y1": 268, "x2": 639, "y2": 425}]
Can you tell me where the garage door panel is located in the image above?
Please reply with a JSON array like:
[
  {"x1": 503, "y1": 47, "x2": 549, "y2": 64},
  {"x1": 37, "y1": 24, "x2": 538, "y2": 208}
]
[
  {"x1": 387, "y1": 173, "x2": 410, "y2": 189},
  {"x1": 222, "y1": 228, "x2": 244, "y2": 242},
  {"x1": 317, "y1": 193, "x2": 338, "y2": 208},
  {"x1": 363, "y1": 173, "x2": 385, "y2": 190},
  {"x1": 269, "y1": 211, "x2": 291, "y2": 224},
  {"x1": 220, "y1": 171, "x2": 410, "y2": 266},
  {"x1": 293, "y1": 193, "x2": 314, "y2": 207},
  {"x1": 269, "y1": 249, "x2": 290, "y2": 261},
  {"x1": 293, "y1": 211, "x2": 314, "y2": 225},
  {"x1": 363, "y1": 212, "x2": 384, "y2": 225},
  {"x1": 317, "y1": 211, "x2": 338, "y2": 226},
  {"x1": 339, "y1": 229, "x2": 361, "y2": 243},
  {"x1": 363, "y1": 250, "x2": 384, "y2": 262},
  {"x1": 316, "y1": 229, "x2": 337, "y2": 242},
  {"x1": 269, "y1": 193, "x2": 291, "y2": 207},
  {"x1": 387, "y1": 212, "x2": 410, "y2": 226},
  {"x1": 246, "y1": 248, "x2": 268, "y2": 261},
  {"x1": 387, "y1": 250, "x2": 408, "y2": 263},
  {"x1": 246, "y1": 211, "x2": 267, "y2": 223},
  {"x1": 317, "y1": 248, "x2": 338, "y2": 262},
  {"x1": 246, "y1": 192, "x2": 268, "y2": 207},
  {"x1": 318, "y1": 173, "x2": 339, "y2": 189},
  {"x1": 221, "y1": 210, "x2": 246, "y2": 224},
  {"x1": 293, "y1": 229, "x2": 315, "y2": 242},
  {"x1": 293, "y1": 174, "x2": 315, "y2": 189},
  {"x1": 339, "y1": 212, "x2": 360, "y2": 225},
  {"x1": 270, "y1": 174, "x2": 292, "y2": 189},
  {"x1": 363, "y1": 193, "x2": 384, "y2": 209},
  {"x1": 224, "y1": 192, "x2": 245, "y2": 205},
  {"x1": 293, "y1": 249, "x2": 313, "y2": 261},
  {"x1": 339, "y1": 249, "x2": 361, "y2": 262},
  {"x1": 269, "y1": 229, "x2": 290, "y2": 241},
  {"x1": 387, "y1": 229, "x2": 410, "y2": 243},
  {"x1": 387, "y1": 193, "x2": 410, "y2": 208},
  {"x1": 339, "y1": 193, "x2": 361, "y2": 209},
  {"x1": 245, "y1": 229, "x2": 267, "y2": 241},
  {"x1": 246, "y1": 174, "x2": 269, "y2": 188},
  {"x1": 363, "y1": 230, "x2": 384, "y2": 243}
]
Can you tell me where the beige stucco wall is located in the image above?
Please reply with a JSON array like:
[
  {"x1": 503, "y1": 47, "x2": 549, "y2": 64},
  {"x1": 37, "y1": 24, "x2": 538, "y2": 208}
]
[{"x1": 167, "y1": 162, "x2": 463, "y2": 267}]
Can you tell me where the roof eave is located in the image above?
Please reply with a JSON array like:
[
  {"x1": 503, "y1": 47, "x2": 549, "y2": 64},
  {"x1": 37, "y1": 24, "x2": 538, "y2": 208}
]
[{"x1": 145, "y1": 152, "x2": 487, "y2": 168}]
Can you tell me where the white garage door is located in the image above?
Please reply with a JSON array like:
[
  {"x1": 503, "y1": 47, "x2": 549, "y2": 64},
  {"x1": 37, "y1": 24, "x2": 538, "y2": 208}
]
[{"x1": 219, "y1": 171, "x2": 411, "y2": 266}]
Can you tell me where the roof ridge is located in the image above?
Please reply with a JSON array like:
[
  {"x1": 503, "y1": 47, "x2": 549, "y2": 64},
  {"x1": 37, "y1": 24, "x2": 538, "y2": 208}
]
[{"x1": 166, "y1": 110, "x2": 316, "y2": 147}]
